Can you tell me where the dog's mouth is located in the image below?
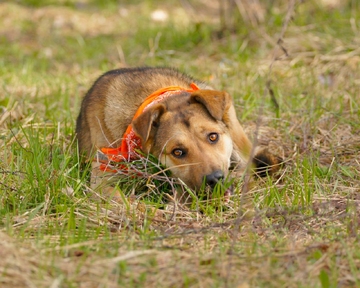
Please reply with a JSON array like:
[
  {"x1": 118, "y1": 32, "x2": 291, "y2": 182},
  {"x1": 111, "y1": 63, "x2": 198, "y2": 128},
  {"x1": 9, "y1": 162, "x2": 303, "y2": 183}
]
[
  {"x1": 199, "y1": 182, "x2": 234, "y2": 202},
  {"x1": 224, "y1": 185, "x2": 234, "y2": 202}
]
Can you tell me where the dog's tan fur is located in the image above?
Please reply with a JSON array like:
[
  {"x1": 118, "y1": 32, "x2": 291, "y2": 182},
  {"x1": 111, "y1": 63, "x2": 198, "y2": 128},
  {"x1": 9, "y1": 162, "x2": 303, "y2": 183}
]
[{"x1": 76, "y1": 67, "x2": 277, "y2": 194}]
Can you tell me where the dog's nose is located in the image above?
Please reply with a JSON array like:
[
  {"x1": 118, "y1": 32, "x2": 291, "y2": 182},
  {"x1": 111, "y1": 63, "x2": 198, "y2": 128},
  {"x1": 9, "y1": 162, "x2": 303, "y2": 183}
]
[{"x1": 205, "y1": 170, "x2": 224, "y2": 188}]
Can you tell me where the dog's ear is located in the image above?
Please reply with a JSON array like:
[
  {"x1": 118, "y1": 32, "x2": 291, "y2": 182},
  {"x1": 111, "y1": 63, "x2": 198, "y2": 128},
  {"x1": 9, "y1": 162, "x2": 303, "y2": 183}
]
[
  {"x1": 191, "y1": 89, "x2": 253, "y2": 162},
  {"x1": 132, "y1": 104, "x2": 166, "y2": 145},
  {"x1": 190, "y1": 90, "x2": 231, "y2": 121}
]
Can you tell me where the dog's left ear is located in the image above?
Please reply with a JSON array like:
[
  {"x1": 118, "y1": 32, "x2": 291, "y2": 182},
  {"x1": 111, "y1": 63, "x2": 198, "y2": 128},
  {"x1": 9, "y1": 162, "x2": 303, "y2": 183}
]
[
  {"x1": 190, "y1": 89, "x2": 253, "y2": 162},
  {"x1": 190, "y1": 90, "x2": 232, "y2": 121}
]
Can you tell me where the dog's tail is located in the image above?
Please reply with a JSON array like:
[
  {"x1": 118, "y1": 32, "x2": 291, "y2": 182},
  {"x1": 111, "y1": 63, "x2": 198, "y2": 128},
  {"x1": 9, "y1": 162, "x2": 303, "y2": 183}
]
[{"x1": 253, "y1": 148, "x2": 282, "y2": 177}]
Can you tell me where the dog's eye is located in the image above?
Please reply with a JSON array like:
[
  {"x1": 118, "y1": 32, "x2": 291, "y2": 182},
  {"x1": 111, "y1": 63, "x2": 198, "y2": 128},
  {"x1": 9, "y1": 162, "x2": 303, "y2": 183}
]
[
  {"x1": 172, "y1": 149, "x2": 186, "y2": 158},
  {"x1": 208, "y1": 133, "x2": 219, "y2": 143}
]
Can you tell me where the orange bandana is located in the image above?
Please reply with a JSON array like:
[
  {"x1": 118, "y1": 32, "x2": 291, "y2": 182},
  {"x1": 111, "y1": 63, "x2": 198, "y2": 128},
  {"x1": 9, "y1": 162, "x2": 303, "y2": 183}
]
[{"x1": 98, "y1": 83, "x2": 200, "y2": 172}]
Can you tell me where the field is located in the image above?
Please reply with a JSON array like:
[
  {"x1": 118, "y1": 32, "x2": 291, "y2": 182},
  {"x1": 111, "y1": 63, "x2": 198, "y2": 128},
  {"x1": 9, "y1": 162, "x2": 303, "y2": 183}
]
[{"x1": 1, "y1": 0, "x2": 360, "y2": 287}]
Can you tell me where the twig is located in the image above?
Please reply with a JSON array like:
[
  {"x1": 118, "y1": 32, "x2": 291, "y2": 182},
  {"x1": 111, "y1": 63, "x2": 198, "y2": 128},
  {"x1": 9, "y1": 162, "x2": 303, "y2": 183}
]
[
  {"x1": 0, "y1": 181, "x2": 18, "y2": 192},
  {"x1": 268, "y1": 0, "x2": 297, "y2": 75},
  {"x1": 231, "y1": 0, "x2": 298, "y2": 242}
]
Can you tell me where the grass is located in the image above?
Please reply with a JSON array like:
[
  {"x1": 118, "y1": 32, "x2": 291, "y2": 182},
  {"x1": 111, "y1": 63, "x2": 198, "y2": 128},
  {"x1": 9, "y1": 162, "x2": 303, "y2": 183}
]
[{"x1": 1, "y1": 0, "x2": 360, "y2": 287}]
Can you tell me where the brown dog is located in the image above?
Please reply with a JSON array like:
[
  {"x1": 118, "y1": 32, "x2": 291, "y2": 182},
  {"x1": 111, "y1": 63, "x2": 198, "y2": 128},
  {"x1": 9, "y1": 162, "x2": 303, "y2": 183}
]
[{"x1": 76, "y1": 67, "x2": 277, "y2": 197}]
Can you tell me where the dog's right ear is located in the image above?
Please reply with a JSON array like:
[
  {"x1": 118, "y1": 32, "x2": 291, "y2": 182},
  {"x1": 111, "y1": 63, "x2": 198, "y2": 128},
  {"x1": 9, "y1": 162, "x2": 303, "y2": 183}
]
[{"x1": 132, "y1": 104, "x2": 166, "y2": 146}]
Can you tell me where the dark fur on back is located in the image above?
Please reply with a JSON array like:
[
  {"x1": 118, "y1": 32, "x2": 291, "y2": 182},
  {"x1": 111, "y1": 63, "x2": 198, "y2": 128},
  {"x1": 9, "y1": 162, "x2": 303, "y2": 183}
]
[{"x1": 253, "y1": 150, "x2": 282, "y2": 177}]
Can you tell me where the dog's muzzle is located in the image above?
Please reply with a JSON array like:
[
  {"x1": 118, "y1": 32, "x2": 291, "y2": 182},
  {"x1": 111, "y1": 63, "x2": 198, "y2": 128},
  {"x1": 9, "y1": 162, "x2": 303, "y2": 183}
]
[
  {"x1": 205, "y1": 170, "x2": 224, "y2": 188},
  {"x1": 205, "y1": 170, "x2": 234, "y2": 201}
]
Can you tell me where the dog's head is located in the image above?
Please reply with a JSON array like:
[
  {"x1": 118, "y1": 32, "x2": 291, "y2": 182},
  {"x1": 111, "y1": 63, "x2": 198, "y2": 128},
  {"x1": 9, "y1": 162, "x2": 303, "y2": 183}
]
[{"x1": 132, "y1": 90, "x2": 235, "y2": 191}]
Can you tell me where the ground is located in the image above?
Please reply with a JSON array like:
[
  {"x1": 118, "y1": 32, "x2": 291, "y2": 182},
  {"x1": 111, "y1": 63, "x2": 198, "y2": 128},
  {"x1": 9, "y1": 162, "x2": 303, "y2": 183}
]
[{"x1": 0, "y1": 0, "x2": 359, "y2": 287}]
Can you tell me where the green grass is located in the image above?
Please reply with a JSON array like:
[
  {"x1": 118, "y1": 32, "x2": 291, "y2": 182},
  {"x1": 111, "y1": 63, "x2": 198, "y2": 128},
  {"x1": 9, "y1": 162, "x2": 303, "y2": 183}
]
[{"x1": 1, "y1": 0, "x2": 360, "y2": 287}]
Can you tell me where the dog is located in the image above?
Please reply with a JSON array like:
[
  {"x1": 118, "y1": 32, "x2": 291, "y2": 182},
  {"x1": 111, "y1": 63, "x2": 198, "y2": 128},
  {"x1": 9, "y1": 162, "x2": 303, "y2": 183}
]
[{"x1": 76, "y1": 67, "x2": 279, "y2": 199}]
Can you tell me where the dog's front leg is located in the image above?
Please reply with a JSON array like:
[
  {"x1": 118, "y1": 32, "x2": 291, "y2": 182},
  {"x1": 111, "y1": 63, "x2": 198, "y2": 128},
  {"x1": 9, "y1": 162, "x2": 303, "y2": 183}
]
[{"x1": 90, "y1": 162, "x2": 123, "y2": 202}]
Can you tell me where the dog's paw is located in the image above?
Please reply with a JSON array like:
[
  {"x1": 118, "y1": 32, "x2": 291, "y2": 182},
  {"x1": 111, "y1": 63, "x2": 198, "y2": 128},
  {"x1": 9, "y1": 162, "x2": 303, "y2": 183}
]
[{"x1": 253, "y1": 148, "x2": 283, "y2": 177}]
